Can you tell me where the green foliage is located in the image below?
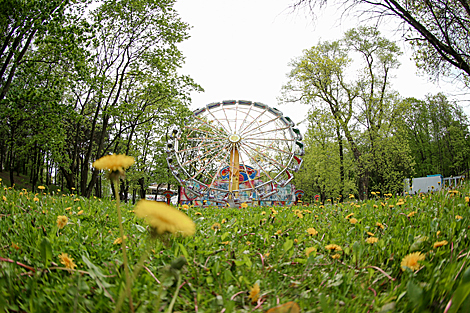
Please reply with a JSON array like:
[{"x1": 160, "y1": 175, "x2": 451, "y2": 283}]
[
  {"x1": 282, "y1": 26, "x2": 414, "y2": 200},
  {"x1": 1, "y1": 178, "x2": 470, "y2": 311},
  {"x1": 401, "y1": 94, "x2": 470, "y2": 178},
  {"x1": 0, "y1": 0, "x2": 202, "y2": 198}
]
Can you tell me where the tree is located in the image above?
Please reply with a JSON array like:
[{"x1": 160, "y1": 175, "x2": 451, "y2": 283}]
[
  {"x1": 0, "y1": 0, "x2": 202, "y2": 197},
  {"x1": 401, "y1": 93, "x2": 470, "y2": 177},
  {"x1": 290, "y1": 0, "x2": 470, "y2": 87},
  {"x1": 282, "y1": 26, "x2": 410, "y2": 198},
  {"x1": 0, "y1": 0, "x2": 82, "y2": 101},
  {"x1": 58, "y1": 0, "x2": 201, "y2": 197},
  {"x1": 0, "y1": 3, "x2": 87, "y2": 189},
  {"x1": 293, "y1": 108, "x2": 357, "y2": 201}
]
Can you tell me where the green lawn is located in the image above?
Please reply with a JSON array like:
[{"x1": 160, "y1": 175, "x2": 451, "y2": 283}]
[{"x1": 1, "y1": 181, "x2": 469, "y2": 312}]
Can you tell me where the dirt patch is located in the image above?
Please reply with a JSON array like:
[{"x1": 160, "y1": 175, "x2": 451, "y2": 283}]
[{"x1": 0, "y1": 171, "x2": 33, "y2": 191}]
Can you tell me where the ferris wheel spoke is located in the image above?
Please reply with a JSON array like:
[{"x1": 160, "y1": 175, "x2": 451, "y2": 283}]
[
  {"x1": 184, "y1": 137, "x2": 226, "y2": 142},
  {"x1": 244, "y1": 140, "x2": 293, "y2": 157},
  {"x1": 188, "y1": 143, "x2": 231, "y2": 180},
  {"x1": 193, "y1": 115, "x2": 227, "y2": 136},
  {"x1": 180, "y1": 142, "x2": 227, "y2": 167},
  {"x1": 238, "y1": 108, "x2": 268, "y2": 135},
  {"x1": 242, "y1": 141, "x2": 288, "y2": 171},
  {"x1": 243, "y1": 125, "x2": 294, "y2": 138},
  {"x1": 237, "y1": 152, "x2": 257, "y2": 191},
  {"x1": 206, "y1": 107, "x2": 231, "y2": 135},
  {"x1": 221, "y1": 105, "x2": 234, "y2": 134},
  {"x1": 240, "y1": 115, "x2": 281, "y2": 137},
  {"x1": 234, "y1": 105, "x2": 238, "y2": 135},
  {"x1": 175, "y1": 140, "x2": 222, "y2": 154},
  {"x1": 184, "y1": 124, "x2": 223, "y2": 138},
  {"x1": 244, "y1": 137, "x2": 295, "y2": 142},
  {"x1": 207, "y1": 150, "x2": 232, "y2": 190},
  {"x1": 238, "y1": 144, "x2": 274, "y2": 182},
  {"x1": 237, "y1": 104, "x2": 254, "y2": 135}
]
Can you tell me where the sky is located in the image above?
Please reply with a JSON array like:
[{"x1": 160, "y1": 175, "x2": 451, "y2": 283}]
[{"x1": 174, "y1": 0, "x2": 466, "y2": 133}]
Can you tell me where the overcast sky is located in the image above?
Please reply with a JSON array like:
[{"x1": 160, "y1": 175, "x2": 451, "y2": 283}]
[{"x1": 174, "y1": 0, "x2": 466, "y2": 132}]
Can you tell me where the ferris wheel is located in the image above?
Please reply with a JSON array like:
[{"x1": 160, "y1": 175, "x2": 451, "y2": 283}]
[{"x1": 166, "y1": 100, "x2": 304, "y2": 205}]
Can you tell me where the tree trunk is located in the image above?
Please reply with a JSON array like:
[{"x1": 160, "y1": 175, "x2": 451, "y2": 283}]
[{"x1": 335, "y1": 124, "x2": 344, "y2": 201}]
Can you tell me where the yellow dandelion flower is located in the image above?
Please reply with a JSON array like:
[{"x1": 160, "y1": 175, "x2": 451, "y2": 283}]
[
  {"x1": 407, "y1": 211, "x2": 416, "y2": 218},
  {"x1": 376, "y1": 222, "x2": 385, "y2": 229},
  {"x1": 58, "y1": 253, "x2": 77, "y2": 270},
  {"x1": 92, "y1": 154, "x2": 134, "y2": 174},
  {"x1": 371, "y1": 191, "x2": 376, "y2": 195},
  {"x1": 221, "y1": 218, "x2": 227, "y2": 224},
  {"x1": 373, "y1": 204, "x2": 378, "y2": 208},
  {"x1": 2, "y1": 196, "x2": 6, "y2": 201},
  {"x1": 456, "y1": 215, "x2": 463, "y2": 220},
  {"x1": 381, "y1": 202, "x2": 385, "y2": 207},
  {"x1": 325, "y1": 244, "x2": 342, "y2": 251},
  {"x1": 296, "y1": 213, "x2": 303, "y2": 218},
  {"x1": 305, "y1": 247, "x2": 316, "y2": 257},
  {"x1": 33, "y1": 197, "x2": 39, "y2": 202},
  {"x1": 307, "y1": 227, "x2": 318, "y2": 236},
  {"x1": 366, "y1": 237, "x2": 378, "y2": 244},
  {"x1": 465, "y1": 196, "x2": 469, "y2": 203},
  {"x1": 38, "y1": 186, "x2": 45, "y2": 190},
  {"x1": 113, "y1": 235, "x2": 127, "y2": 245},
  {"x1": 276, "y1": 230, "x2": 282, "y2": 235},
  {"x1": 346, "y1": 213, "x2": 354, "y2": 219},
  {"x1": 261, "y1": 211, "x2": 266, "y2": 215},
  {"x1": 211, "y1": 223, "x2": 221, "y2": 231},
  {"x1": 433, "y1": 240, "x2": 448, "y2": 249},
  {"x1": 77, "y1": 210, "x2": 84, "y2": 215},
  {"x1": 349, "y1": 194, "x2": 354, "y2": 199},
  {"x1": 349, "y1": 218, "x2": 358, "y2": 224},
  {"x1": 401, "y1": 252, "x2": 425, "y2": 271},
  {"x1": 436, "y1": 231, "x2": 441, "y2": 237},
  {"x1": 241, "y1": 202, "x2": 248, "y2": 208},
  {"x1": 182, "y1": 204, "x2": 189, "y2": 210},
  {"x1": 57, "y1": 215, "x2": 68, "y2": 229},
  {"x1": 134, "y1": 200, "x2": 195, "y2": 237},
  {"x1": 65, "y1": 207, "x2": 71, "y2": 211},
  {"x1": 331, "y1": 253, "x2": 341, "y2": 259},
  {"x1": 11, "y1": 243, "x2": 20, "y2": 250},
  {"x1": 195, "y1": 212, "x2": 202, "y2": 216},
  {"x1": 389, "y1": 205, "x2": 394, "y2": 208},
  {"x1": 294, "y1": 239, "x2": 298, "y2": 243},
  {"x1": 367, "y1": 232, "x2": 375, "y2": 236},
  {"x1": 248, "y1": 283, "x2": 260, "y2": 304},
  {"x1": 221, "y1": 241, "x2": 231, "y2": 245}
]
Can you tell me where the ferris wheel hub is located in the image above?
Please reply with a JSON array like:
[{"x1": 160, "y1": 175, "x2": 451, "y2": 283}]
[{"x1": 228, "y1": 134, "x2": 241, "y2": 143}]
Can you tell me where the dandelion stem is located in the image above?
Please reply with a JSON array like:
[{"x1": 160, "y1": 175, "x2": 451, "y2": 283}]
[
  {"x1": 167, "y1": 274, "x2": 182, "y2": 313},
  {"x1": 113, "y1": 181, "x2": 134, "y2": 313}
]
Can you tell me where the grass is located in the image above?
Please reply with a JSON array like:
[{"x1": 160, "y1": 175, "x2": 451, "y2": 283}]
[{"x1": 1, "y1": 180, "x2": 470, "y2": 312}]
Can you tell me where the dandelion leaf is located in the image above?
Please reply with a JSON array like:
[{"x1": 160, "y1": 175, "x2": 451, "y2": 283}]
[
  {"x1": 39, "y1": 237, "x2": 52, "y2": 267},
  {"x1": 81, "y1": 255, "x2": 113, "y2": 299},
  {"x1": 406, "y1": 281, "x2": 423, "y2": 308},
  {"x1": 447, "y1": 267, "x2": 470, "y2": 313}
]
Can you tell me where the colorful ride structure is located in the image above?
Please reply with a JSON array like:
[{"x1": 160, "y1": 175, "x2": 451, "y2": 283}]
[{"x1": 166, "y1": 100, "x2": 304, "y2": 206}]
